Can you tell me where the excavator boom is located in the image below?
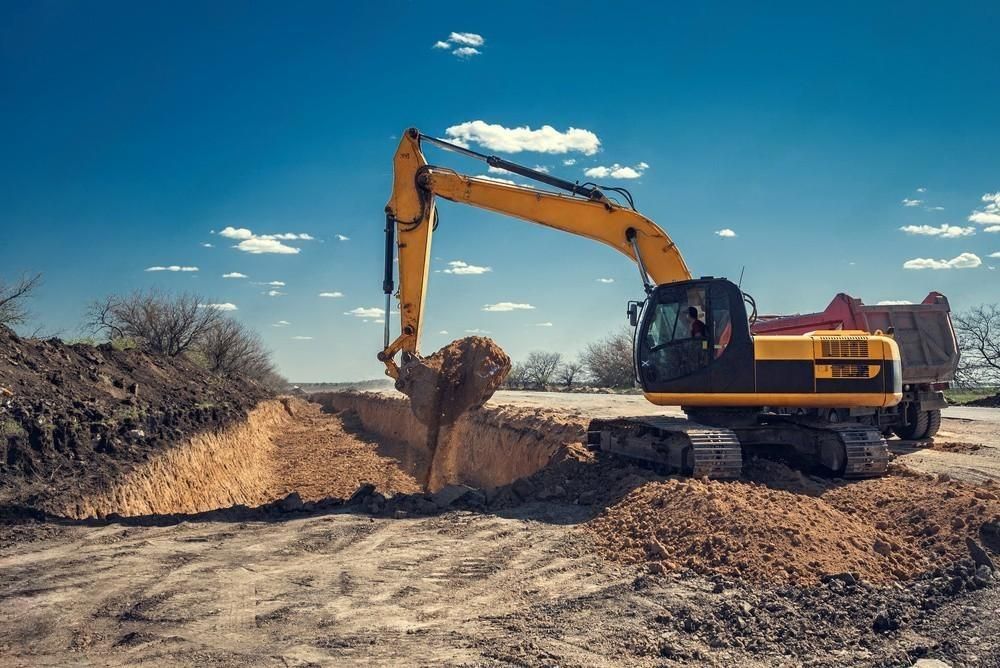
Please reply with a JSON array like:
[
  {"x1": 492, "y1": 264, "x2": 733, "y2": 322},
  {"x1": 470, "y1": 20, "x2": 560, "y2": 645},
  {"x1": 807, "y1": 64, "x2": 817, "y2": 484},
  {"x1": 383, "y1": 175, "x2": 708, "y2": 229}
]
[{"x1": 380, "y1": 128, "x2": 690, "y2": 377}]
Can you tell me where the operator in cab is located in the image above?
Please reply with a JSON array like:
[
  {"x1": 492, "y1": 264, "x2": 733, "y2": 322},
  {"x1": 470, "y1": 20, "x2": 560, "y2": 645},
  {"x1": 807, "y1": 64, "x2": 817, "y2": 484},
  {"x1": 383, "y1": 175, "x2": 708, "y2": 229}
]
[{"x1": 687, "y1": 306, "x2": 707, "y2": 339}]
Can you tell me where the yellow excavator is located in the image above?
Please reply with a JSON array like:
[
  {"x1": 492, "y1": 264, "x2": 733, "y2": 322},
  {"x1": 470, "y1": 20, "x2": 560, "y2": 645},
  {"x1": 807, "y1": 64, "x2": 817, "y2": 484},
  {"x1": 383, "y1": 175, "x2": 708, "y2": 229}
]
[{"x1": 379, "y1": 127, "x2": 902, "y2": 479}]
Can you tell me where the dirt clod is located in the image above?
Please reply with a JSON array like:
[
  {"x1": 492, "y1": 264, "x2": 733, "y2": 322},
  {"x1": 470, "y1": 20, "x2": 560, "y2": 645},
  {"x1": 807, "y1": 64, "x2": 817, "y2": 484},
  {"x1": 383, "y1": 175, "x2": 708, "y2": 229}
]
[{"x1": 395, "y1": 336, "x2": 511, "y2": 427}]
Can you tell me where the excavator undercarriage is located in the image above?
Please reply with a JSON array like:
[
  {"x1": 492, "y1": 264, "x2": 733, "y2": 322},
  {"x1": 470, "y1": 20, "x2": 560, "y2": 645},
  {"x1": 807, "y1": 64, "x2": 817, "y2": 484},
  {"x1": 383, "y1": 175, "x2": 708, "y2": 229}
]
[{"x1": 589, "y1": 412, "x2": 890, "y2": 479}]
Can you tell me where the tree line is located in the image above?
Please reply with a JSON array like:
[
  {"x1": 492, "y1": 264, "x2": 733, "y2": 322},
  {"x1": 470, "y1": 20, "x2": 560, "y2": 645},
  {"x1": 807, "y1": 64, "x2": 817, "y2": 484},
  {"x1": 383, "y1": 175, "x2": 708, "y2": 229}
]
[
  {"x1": 4, "y1": 273, "x2": 1000, "y2": 392},
  {"x1": 504, "y1": 327, "x2": 636, "y2": 390},
  {"x1": 1, "y1": 274, "x2": 286, "y2": 392}
]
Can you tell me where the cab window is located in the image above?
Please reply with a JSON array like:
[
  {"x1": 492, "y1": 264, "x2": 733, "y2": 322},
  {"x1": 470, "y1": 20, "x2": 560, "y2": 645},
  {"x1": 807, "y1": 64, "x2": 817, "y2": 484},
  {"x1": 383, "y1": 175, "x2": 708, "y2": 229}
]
[{"x1": 640, "y1": 285, "x2": 732, "y2": 382}]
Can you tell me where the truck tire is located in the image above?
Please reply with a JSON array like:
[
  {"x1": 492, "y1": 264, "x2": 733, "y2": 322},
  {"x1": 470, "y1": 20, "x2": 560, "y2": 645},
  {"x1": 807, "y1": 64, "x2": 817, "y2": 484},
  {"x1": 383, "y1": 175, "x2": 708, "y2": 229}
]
[
  {"x1": 893, "y1": 405, "x2": 930, "y2": 441},
  {"x1": 923, "y1": 409, "x2": 942, "y2": 439}
]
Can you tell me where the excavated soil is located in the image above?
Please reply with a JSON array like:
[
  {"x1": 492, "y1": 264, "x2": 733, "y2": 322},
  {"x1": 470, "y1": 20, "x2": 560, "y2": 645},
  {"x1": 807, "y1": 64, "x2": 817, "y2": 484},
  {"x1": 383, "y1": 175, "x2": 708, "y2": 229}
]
[
  {"x1": 3, "y1": 386, "x2": 1000, "y2": 666},
  {"x1": 394, "y1": 336, "x2": 511, "y2": 427},
  {"x1": 0, "y1": 325, "x2": 268, "y2": 512},
  {"x1": 586, "y1": 463, "x2": 1000, "y2": 585},
  {"x1": 967, "y1": 392, "x2": 1000, "y2": 407},
  {"x1": 318, "y1": 391, "x2": 1000, "y2": 588}
]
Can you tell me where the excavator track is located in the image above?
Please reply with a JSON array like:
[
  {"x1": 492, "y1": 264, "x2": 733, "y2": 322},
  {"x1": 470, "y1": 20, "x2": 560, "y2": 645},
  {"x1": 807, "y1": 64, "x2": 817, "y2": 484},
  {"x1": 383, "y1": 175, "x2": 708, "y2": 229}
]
[
  {"x1": 589, "y1": 415, "x2": 890, "y2": 480},
  {"x1": 588, "y1": 416, "x2": 743, "y2": 479},
  {"x1": 833, "y1": 425, "x2": 891, "y2": 478},
  {"x1": 732, "y1": 419, "x2": 890, "y2": 479}
]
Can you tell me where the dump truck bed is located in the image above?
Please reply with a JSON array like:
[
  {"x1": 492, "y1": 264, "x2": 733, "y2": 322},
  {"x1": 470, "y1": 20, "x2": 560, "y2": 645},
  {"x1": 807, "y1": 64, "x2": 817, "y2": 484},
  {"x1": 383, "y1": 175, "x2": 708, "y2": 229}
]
[{"x1": 752, "y1": 292, "x2": 959, "y2": 385}]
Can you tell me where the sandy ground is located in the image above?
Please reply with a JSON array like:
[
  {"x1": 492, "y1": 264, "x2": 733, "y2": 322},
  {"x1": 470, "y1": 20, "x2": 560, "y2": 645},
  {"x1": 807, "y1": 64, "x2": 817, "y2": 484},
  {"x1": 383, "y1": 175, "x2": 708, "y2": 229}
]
[{"x1": 3, "y1": 392, "x2": 1000, "y2": 667}]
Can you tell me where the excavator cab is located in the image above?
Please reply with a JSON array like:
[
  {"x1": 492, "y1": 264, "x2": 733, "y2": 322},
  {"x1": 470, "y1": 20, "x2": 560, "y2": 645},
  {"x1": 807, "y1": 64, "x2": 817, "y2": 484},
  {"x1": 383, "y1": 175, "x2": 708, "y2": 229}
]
[{"x1": 635, "y1": 277, "x2": 755, "y2": 395}]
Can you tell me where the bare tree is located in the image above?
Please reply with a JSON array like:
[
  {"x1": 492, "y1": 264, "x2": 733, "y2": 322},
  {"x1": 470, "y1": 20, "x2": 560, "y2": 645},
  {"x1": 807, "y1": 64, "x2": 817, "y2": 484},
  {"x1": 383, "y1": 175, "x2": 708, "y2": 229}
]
[
  {"x1": 954, "y1": 305, "x2": 1000, "y2": 386},
  {"x1": 556, "y1": 360, "x2": 585, "y2": 389},
  {"x1": 503, "y1": 362, "x2": 530, "y2": 390},
  {"x1": 0, "y1": 273, "x2": 42, "y2": 328},
  {"x1": 524, "y1": 351, "x2": 562, "y2": 389},
  {"x1": 581, "y1": 326, "x2": 635, "y2": 388},
  {"x1": 86, "y1": 291, "x2": 223, "y2": 357},
  {"x1": 197, "y1": 318, "x2": 274, "y2": 380}
]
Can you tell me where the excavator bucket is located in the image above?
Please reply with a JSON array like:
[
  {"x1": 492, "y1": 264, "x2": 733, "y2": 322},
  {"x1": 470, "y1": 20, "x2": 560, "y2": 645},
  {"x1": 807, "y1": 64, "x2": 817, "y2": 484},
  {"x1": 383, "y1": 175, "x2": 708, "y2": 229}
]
[{"x1": 394, "y1": 336, "x2": 511, "y2": 428}]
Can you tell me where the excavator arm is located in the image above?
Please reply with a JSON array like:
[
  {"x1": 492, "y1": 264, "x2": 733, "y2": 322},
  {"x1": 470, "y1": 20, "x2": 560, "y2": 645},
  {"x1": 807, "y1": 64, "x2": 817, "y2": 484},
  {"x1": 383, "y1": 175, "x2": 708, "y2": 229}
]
[{"x1": 379, "y1": 127, "x2": 691, "y2": 378}]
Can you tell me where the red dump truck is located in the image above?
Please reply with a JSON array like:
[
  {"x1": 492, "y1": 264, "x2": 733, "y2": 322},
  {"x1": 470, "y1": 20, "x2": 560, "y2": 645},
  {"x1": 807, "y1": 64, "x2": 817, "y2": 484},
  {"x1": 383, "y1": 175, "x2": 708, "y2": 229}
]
[{"x1": 752, "y1": 292, "x2": 960, "y2": 440}]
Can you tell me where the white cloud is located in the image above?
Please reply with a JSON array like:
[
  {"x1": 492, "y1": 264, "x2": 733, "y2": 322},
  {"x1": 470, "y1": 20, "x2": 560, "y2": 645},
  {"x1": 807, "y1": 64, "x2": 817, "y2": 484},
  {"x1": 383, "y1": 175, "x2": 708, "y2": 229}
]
[
  {"x1": 346, "y1": 307, "x2": 385, "y2": 319},
  {"x1": 927, "y1": 206, "x2": 945, "y2": 211},
  {"x1": 465, "y1": 328, "x2": 491, "y2": 334},
  {"x1": 264, "y1": 290, "x2": 284, "y2": 297},
  {"x1": 990, "y1": 252, "x2": 1000, "y2": 258},
  {"x1": 235, "y1": 238, "x2": 300, "y2": 254},
  {"x1": 533, "y1": 165, "x2": 549, "y2": 173},
  {"x1": 916, "y1": 187, "x2": 927, "y2": 193},
  {"x1": 969, "y1": 192, "x2": 1000, "y2": 225},
  {"x1": 902, "y1": 252, "x2": 982, "y2": 270},
  {"x1": 222, "y1": 272, "x2": 247, "y2": 278},
  {"x1": 987, "y1": 225, "x2": 1000, "y2": 233},
  {"x1": 445, "y1": 121, "x2": 601, "y2": 155},
  {"x1": 319, "y1": 291, "x2": 344, "y2": 298},
  {"x1": 219, "y1": 226, "x2": 314, "y2": 253},
  {"x1": 336, "y1": 234, "x2": 350, "y2": 241},
  {"x1": 535, "y1": 322, "x2": 553, "y2": 327},
  {"x1": 899, "y1": 224, "x2": 975, "y2": 238},
  {"x1": 198, "y1": 302, "x2": 238, "y2": 311},
  {"x1": 219, "y1": 226, "x2": 254, "y2": 240},
  {"x1": 482, "y1": 302, "x2": 535, "y2": 312},
  {"x1": 145, "y1": 265, "x2": 198, "y2": 272},
  {"x1": 876, "y1": 300, "x2": 913, "y2": 305},
  {"x1": 260, "y1": 233, "x2": 313, "y2": 240},
  {"x1": 443, "y1": 260, "x2": 492, "y2": 275},
  {"x1": 475, "y1": 174, "x2": 516, "y2": 185},
  {"x1": 273, "y1": 320, "x2": 290, "y2": 327},
  {"x1": 563, "y1": 158, "x2": 576, "y2": 166},
  {"x1": 452, "y1": 47, "x2": 481, "y2": 58},
  {"x1": 433, "y1": 40, "x2": 450, "y2": 49},
  {"x1": 902, "y1": 198, "x2": 924, "y2": 207},
  {"x1": 596, "y1": 277, "x2": 615, "y2": 283},
  {"x1": 201, "y1": 242, "x2": 214, "y2": 248},
  {"x1": 714, "y1": 229, "x2": 737, "y2": 238},
  {"x1": 584, "y1": 162, "x2": 647, "y2": 179},
  {"x1": 291, "y1": 336, "x2": 313, "y2": 340},
  {"x1": 487, "y1": 166, "x2": 512, "y2": 174},
  {"x1": 266, "y1": 281, "x2": 285, "y2": 286},
  {"x1": 448, "y1": 32, "x2": 485, "y2": 47},
  {"x1": 439, "y1": 330, "x2": 449, "y2": 335}
]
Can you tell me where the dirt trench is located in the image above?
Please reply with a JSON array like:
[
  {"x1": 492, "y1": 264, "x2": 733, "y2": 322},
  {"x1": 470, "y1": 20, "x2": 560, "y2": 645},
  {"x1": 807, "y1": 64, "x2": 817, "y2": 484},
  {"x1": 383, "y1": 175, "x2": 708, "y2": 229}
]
[{"x1": 309, "y1": 391, "x2": 586, "y2": 491}]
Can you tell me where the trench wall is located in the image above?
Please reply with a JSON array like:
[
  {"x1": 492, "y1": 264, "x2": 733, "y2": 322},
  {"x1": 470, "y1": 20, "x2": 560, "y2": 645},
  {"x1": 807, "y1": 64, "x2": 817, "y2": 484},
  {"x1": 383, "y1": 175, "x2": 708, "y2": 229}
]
[
  {"x1": 49, "y1": 399, "x2": 294, "y2": 519},
  {"x1": 309, "y1": 391, "x2": 587, "y2": 491}
]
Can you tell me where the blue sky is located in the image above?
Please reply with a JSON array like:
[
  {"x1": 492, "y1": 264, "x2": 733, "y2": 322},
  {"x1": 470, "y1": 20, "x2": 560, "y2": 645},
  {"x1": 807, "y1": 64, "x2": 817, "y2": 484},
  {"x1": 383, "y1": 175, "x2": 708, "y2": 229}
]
[{"x1": 2, "y1": 1, "x2": 998, "y2": 381}]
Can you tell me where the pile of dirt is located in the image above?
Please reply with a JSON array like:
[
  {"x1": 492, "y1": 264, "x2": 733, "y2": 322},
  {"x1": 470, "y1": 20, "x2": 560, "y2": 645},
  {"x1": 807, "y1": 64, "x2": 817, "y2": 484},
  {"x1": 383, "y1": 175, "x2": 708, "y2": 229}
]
[
  {"x1": 395, "y1": 336, "x2": 511, "y2": 427},
  {"x1": 587, "y1": 477, "x2": 927, "y2": 584},
  {"x1": 0, "y1": 325, "x2": 268, "y2": 510},
  {"x1": 966, "y1": 392, "x2": 1000, "y2": 407},
  {"x1": 585, "y1": 459, "x2": 1000, "y2": 586},
  {"x1": 822, "y1": 471, "x2": 1000, "y2": 565}
]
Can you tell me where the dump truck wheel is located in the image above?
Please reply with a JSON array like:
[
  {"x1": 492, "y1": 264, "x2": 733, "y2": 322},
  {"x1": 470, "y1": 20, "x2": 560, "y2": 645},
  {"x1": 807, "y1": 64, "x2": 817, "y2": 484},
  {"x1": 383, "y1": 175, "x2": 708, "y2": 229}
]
[
  {"x1": 893, "y1": 404, "x2": 929, "y2": 441},
  {"x1": 923, "y1": 409, "x2": 942, "y2": 439}
]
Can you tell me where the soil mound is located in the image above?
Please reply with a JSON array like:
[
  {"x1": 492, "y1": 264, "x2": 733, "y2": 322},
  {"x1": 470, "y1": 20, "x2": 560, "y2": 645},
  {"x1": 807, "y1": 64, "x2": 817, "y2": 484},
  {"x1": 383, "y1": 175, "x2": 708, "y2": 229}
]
[
  {"x1": 966, "y1": 392, "x2": 1000, "y2": 407},
  {"x1": 587, "y1": 459, "x2": 1000, "y2": 585},
  {"x1": 587, "y1": 477, "x2": 926, "y2": 584},
  {"x1": 0, "y1": 325, "x2": 268, "y2": 509},
  {"x1": 395, "y1": 336, "x2": 511, "y2": 427}
]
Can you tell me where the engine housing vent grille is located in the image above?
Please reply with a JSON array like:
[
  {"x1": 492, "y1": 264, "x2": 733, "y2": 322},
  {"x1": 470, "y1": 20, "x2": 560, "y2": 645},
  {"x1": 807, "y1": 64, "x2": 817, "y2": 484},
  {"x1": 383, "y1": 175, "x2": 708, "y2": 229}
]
[
  {"x1": 822, "y1": 339, "x2": 870, "y2": 358},
  {"x1": 831, "y1": 364, "x2": 869, "y2": 378}
]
